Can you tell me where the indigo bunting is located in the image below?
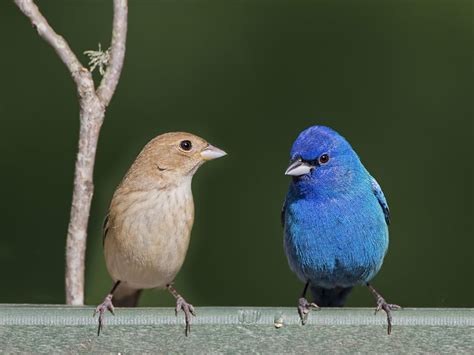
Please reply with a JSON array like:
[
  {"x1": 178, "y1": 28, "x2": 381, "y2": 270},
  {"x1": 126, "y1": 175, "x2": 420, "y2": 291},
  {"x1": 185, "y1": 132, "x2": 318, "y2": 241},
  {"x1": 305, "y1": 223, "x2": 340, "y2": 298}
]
[
  {"x1": 94, "y1": 132, "x2": 226, "y2": 336},
  {"x1": 282, "y1": 125, "x2": 399, "y2": 334}
]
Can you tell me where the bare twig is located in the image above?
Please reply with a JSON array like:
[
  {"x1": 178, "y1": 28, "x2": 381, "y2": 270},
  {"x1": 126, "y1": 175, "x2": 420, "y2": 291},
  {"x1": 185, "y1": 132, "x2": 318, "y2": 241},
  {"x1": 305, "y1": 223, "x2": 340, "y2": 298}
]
[
  {"x1": 13, "y1": 0, "x2": 89, "y2": 88},
  {"x1": 14, "y1": 0, "x2": 128, "y2": 305},
  {"x1": 97, "y1": 0, "x2": 128, "y2": 106}
]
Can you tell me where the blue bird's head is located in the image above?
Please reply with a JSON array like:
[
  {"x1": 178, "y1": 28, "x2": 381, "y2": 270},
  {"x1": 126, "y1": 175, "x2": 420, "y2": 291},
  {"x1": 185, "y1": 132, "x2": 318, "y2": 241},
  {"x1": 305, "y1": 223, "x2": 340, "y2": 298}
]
[{"x1": 285, "y1": 126, "x2": 366, "y2": 197}]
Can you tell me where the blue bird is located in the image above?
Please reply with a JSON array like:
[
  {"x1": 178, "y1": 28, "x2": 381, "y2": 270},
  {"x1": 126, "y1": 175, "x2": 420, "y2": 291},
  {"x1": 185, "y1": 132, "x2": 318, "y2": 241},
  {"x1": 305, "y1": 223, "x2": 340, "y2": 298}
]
[{"x1": 282, "y1": 125, "x2": 400, "y2": 334}]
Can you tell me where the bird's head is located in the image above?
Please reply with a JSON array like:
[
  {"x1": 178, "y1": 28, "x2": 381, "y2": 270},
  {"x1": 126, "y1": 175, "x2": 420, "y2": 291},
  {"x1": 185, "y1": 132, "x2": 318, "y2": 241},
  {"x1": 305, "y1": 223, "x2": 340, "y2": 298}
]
[
  {"x1": 124, "y1": 132, "x2": 226, "y2": 188},
  {"x1": 285, "y1": 125, "x2": 364, "y2": 196}
]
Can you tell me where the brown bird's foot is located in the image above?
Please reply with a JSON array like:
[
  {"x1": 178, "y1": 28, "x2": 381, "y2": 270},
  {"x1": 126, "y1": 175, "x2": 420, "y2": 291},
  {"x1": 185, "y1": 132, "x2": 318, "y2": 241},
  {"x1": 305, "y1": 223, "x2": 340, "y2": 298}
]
[
  {"x1": 367, "y1": 283, "x2": 401, "y2": 335},
  {"x1": 167, "y1": 284, "x2": 196, "y2": 336},
  {"x1": 93, "y1": 294, "x2": 115, "y2": 336},
  {"x1": 175, "y1": 296, "x2": 196, "y2": 336},
  {"x1": 297, "y1": 297, "x2": 319, "y2": 325}
]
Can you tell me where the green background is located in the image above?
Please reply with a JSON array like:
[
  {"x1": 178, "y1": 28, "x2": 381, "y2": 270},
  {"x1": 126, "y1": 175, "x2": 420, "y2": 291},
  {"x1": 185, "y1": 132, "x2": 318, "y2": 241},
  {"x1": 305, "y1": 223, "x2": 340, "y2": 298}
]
[{"x1": 0, "y1": 0, "x2": 472, "y2": 308}]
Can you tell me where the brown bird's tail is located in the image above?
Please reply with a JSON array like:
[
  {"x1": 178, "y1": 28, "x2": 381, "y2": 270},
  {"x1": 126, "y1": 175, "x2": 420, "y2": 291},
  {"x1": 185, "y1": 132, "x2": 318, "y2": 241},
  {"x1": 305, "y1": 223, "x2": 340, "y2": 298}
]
[{"x1": 113, "y1": 284, "x2": 142, "y2": 307}]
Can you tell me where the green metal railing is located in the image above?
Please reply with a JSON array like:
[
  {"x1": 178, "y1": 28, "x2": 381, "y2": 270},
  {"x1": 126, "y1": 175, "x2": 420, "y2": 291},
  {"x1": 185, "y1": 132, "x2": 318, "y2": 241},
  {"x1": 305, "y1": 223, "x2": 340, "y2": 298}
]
[{"x1": 0, "y1": 305, "x2": 472, "y2": 353}]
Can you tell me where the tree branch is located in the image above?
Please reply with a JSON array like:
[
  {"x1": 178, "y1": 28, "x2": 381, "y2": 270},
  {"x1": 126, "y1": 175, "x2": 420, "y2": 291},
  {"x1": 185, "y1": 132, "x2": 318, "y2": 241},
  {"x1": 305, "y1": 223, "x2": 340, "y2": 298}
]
[
  {"x1": 13, "y1": 0, "x2": 90, "y2": 89},
  {"x1": 14, "y1": 0, "x2": 128, "y2": 305},
  {"x1": 97, "y1": 0, "x2": 128, "y2": 107}
]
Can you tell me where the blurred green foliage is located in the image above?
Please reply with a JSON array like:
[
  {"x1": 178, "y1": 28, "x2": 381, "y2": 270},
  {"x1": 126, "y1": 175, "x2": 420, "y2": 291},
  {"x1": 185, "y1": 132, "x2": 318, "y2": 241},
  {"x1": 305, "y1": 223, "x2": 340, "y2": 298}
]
[{"x1": 0, "y1": 0, "x2": 472, "y2": 307}]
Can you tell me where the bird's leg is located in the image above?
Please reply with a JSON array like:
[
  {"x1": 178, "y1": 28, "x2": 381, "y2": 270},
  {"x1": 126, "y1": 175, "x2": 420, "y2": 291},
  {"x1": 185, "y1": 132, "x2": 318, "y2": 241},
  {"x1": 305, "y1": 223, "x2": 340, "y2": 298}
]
[
  {"x1": 298, "y1": 281, "x2": 319, "y2": 325},
  {"x1": 93, "y1": 280, "x2": 121, "y2": 336},
  {"x1": 367, "y1": 283, "x2": 401, "y2": 335},
  {"x1": 167, "y1": 284, "x2": 196, "y2": 336}
]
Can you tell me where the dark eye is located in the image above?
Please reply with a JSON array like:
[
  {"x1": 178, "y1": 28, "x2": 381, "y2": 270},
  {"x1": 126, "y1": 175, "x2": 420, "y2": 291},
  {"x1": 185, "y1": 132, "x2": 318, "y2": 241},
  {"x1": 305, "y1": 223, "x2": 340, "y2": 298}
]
[
  {"x1": 180, "y1": 140, "x2": 192, "y2": 151},
  {"x1": 319, "y1": 153, "x2": 330, "y2": 164}
]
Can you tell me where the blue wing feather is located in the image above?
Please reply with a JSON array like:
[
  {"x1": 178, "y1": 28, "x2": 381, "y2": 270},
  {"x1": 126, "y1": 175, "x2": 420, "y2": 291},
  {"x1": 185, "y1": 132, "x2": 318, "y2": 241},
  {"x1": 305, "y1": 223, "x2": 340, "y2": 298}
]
[{"x1": 371, "y1": 177, "x2": 391, "y2": 225}]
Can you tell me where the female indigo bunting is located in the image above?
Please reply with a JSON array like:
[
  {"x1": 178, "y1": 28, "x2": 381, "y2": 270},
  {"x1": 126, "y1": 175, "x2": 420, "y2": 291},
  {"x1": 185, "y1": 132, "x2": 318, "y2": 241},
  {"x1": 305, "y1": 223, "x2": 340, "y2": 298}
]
[
  {"x1": 282, "y1": 125, "x2": 399, "y2": 334},
  {"x1": 94, "y1": 132, "x2": 226, "y2": 336}
]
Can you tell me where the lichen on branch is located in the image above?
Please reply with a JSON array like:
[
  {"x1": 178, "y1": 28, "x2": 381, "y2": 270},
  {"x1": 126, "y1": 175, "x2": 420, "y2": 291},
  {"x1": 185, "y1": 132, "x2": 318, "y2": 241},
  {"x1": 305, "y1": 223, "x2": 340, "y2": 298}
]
[{"x1": 84, "y1": 43, "x2": 110, "y2": 76}]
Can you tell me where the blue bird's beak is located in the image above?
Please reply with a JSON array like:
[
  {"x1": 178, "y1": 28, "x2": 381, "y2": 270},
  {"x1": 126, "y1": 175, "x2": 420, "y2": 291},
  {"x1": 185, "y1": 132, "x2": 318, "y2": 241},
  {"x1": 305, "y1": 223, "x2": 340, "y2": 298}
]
[{"x1": 285, "y1": 159, "x2": 313, "y2": 177}]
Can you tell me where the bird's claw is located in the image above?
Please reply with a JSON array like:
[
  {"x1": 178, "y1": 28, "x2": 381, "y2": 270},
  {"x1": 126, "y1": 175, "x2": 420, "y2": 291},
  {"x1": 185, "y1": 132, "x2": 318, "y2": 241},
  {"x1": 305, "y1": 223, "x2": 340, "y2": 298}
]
[
  {"x1": 374, "y1": 296, "x2": 400, "y2": 335},
  {"x1": 375, "y1": 300, "x2": 401, "y2": 314},
  {"x1": 175, "y1": 296, "x2": 196, "y2": 336},
  {"x1": 93, "y1": 294, "x2": 115, "y2": 336},
  {"x1": 297, "y1": 297, "x2": 319, "y2": 325}
]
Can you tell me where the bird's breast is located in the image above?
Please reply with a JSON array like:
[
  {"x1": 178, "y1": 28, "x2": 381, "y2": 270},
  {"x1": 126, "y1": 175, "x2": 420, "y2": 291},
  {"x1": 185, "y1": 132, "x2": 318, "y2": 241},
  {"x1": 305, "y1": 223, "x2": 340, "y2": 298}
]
[
  {"x1": 104, "y1": 183, "x2": 195, "y2": 289},
  {"x1": 284, "y1": 192, "x2": 389, "y2": 288}
]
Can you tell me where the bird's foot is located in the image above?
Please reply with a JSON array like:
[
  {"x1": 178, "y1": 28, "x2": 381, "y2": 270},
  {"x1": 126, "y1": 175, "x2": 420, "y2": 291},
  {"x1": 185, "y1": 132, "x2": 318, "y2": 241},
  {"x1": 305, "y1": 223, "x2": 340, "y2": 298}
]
[
  {"x1": 297, "y1": 297, "x2": 319, "y2": 325},
  {"x1": 175, "y1": 296, "x2": 196, "y2": 336},
  {"x1": 93, "y1": 294, "x2": 115, "y2": 336},
  {"x1": 374, "y1": 296, "x2": 401, "y2": 335}
]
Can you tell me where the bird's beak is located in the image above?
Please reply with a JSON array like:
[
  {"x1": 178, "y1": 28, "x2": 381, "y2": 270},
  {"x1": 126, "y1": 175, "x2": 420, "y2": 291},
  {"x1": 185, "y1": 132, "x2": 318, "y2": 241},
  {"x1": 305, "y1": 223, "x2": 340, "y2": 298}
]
[
  {"x1": 200, "y1": 144, "x2": 227, "y2": 161},
  {"x1": 285, "y1": 159, "x2": 313, "y2": 176}
]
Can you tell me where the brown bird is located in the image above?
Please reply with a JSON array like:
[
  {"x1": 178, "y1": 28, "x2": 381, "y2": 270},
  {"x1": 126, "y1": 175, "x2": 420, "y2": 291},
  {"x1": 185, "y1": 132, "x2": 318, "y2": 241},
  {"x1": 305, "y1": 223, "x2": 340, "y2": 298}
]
[{"x1": 94, "y1": 132, "x2": 226, "y2": 336}]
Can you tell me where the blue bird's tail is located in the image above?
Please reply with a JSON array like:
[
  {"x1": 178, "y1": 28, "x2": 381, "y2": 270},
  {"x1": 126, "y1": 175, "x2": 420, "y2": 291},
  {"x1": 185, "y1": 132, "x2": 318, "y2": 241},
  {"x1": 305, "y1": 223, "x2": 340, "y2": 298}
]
[{"x1": 310, "y1": 285, "x2": 353, "y2": 307}]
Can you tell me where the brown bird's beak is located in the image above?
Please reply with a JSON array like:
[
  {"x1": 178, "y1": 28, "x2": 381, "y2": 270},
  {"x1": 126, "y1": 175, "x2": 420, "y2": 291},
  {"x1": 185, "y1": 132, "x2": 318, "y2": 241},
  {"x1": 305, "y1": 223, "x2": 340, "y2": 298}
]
[{"x1": 200, "y1": 144, "x2": 227, "y2": 161}]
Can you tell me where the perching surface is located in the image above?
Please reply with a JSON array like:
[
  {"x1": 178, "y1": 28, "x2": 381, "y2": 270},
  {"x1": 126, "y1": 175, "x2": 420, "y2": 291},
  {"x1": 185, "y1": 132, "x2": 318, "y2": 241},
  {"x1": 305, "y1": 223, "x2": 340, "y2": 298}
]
[{"x1": 0, "y1": 305, "x2": 472, "y2": 353}]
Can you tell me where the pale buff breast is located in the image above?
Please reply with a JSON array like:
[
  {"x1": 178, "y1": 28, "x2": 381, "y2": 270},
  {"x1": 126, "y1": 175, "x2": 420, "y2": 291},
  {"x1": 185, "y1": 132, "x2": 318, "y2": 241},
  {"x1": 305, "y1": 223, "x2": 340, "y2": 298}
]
[{"x1": 104, "y1": 182, "x2": 194, "y2": 289}]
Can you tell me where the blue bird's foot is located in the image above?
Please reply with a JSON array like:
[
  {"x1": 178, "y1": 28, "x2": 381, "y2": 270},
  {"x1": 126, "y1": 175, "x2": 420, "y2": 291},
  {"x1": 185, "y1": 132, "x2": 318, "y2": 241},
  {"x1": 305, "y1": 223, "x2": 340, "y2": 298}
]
[
  {"x1": 298, "y1": 297, "x2": 319, "y2": 325},
  {"x1": 375, "y1": 298, "x2": 401, "y2": 335},
  {"x1": 375, "y1": 298, "x2": 401, "y2": 315},
  {"x1": 367, "y1": 283, "x2": 401, "y2": 335},
  {"x1": 93, "y1": 294, "x2": 115, "y2": 336}
]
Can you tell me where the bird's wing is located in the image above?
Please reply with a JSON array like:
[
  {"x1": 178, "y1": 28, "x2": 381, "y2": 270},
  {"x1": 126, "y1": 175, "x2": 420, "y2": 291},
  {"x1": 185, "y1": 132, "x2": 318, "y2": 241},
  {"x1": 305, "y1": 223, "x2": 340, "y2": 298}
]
[
  {"x1": 102, "y1": 213, "x2": 110, "y2": 246},
  {"x1": 281, "y1": 197, "x2": 287, "y2": 228},
  {"x1": 371, "y1": 177, "x2": 391, "y2": 225}
]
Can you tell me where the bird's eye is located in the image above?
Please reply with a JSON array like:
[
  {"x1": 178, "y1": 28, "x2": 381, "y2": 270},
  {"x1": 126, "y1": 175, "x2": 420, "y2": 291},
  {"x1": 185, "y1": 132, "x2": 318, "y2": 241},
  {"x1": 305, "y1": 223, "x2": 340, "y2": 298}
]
[
  {"x1": 180, "y1": 140, "x2": 192, "y2": 151},
  {"x1": 319, "y1": 153, "x2": 330, "y2": 164}
]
